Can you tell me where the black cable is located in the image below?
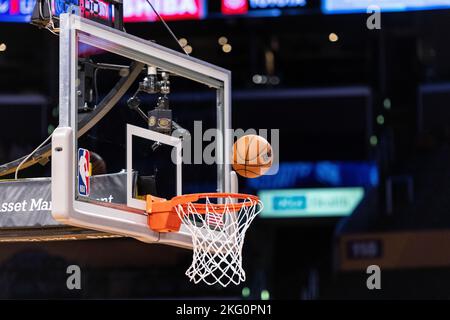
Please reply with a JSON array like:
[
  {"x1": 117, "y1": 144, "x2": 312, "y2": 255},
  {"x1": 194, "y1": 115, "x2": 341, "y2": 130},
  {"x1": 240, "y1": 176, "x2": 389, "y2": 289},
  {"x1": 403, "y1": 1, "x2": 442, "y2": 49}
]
[
  {"x1": 94, "y1": 67, "x2": 99, "y2": 106},
  {"x1": 93, "y1": 64, "x2": 131, "y2": 106},
  {"x1": 144, "y1": 0, "x2": 190, "y2": 56}
]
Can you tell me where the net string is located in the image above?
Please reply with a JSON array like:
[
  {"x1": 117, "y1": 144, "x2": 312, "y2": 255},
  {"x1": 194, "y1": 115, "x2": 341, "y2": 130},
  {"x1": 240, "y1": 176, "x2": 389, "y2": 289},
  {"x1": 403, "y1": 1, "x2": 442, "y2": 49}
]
[{"x1": 175, "y1": 196, "x2": 262, "y2": 287}]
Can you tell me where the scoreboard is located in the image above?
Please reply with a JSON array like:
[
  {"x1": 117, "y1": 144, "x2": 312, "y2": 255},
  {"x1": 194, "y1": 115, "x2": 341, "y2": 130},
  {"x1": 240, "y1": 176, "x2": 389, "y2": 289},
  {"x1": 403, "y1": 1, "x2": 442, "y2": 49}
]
[
  {"x1": 323, "y1": 0, "x2": 450, "y2": 14},
  {"x1": 0, "y1": 0, "x2": 317, "y2": 23},
  {"x1": 0, "y1": 0, "x2": 34, "y2": 22},
  {"x1": 2, "y1": 0, "x2": 449, "y2": 23}
]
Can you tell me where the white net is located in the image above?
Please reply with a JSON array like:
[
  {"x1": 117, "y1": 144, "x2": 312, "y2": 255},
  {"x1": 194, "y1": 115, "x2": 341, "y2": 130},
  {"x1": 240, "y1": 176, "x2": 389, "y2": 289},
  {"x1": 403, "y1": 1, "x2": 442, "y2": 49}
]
[{"x1": 175, "y1": 195, "x2": 262, "y2": 287}]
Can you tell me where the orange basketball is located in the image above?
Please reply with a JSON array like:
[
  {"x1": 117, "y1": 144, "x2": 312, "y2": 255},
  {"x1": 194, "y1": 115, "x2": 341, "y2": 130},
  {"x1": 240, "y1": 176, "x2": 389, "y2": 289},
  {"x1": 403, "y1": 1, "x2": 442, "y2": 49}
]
[{"x1": 232, "y1": 135, "x2": 273, "y2": 178}]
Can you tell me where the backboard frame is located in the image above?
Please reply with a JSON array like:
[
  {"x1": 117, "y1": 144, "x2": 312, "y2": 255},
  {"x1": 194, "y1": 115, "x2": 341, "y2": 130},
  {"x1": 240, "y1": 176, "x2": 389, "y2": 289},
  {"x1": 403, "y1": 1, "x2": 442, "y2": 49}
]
[
  {"x1": 126, "y1": 124, "x2": 183, "y2": 211},
  {"x1": 51, "y1": 13, "x2": 232, "y2": 248}
]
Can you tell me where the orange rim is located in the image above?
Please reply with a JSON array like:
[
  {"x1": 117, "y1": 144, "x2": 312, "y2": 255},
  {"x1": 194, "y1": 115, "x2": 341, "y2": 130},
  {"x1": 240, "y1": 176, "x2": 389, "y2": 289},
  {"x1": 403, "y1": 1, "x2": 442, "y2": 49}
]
[{"x1": 172, "y1": 193, "x2": 260, "y2": 214}]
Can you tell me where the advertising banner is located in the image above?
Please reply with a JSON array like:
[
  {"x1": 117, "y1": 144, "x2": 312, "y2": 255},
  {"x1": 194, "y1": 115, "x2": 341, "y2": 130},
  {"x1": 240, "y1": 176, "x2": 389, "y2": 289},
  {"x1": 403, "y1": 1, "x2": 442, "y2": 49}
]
[
  {"x1": 124, "y1": 0, "x2": 204, "y2": 22},
  {"x1": 0, "y1": 172, "x2": 129, "y2": 241},
  {"x1": 258, "y1": 187, "x2": 365, "y2": 218}
]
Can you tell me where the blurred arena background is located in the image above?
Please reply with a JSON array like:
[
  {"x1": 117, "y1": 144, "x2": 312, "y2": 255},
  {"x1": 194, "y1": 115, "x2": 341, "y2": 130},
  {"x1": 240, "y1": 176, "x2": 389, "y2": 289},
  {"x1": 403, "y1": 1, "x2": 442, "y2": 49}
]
[{"x1": 2, "y1": 0, "x2": 450, "y2": 299}]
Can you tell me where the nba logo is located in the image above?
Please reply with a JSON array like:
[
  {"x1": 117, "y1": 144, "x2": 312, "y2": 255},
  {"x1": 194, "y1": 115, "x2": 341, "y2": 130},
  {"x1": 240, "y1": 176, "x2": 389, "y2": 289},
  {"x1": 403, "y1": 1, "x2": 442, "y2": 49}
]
[{"x1": 78, "y1": 148, "x2": 90, "y2": 197}]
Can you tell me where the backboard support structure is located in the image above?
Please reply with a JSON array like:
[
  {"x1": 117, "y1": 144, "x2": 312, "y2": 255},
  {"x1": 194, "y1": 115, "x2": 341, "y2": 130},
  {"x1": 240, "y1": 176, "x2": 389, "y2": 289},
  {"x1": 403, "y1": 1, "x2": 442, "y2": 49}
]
[
  {"x1": 126, "y1": 124, "x2": 183, "y2": 211},
  {"x1": 51, "y1": 14, "x2": 233, "y2": 249}
]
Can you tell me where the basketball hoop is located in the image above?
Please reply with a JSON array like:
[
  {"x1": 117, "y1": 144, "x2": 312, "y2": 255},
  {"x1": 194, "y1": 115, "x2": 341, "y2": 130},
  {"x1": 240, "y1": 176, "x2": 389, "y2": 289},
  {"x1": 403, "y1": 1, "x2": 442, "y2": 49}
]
[{"x1": 146, "y1": 193, "x2": 263, "y2": 287}]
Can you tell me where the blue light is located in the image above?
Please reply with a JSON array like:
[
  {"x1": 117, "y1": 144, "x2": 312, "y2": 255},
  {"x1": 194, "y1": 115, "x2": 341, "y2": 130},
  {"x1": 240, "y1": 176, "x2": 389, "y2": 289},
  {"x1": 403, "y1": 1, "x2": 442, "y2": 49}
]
[
  {"x1": 316, "y1": 161, "x2": 341, "y2": 186},
  {"x1": 323, "y1": 0, "x2": 450, "y2": 14},
  {"x1": 0, "y1": 0, "x2": 35, "y2": 23},
  {"x1": 0, "y1": 0, "x2": 80, "y2": 23},
  {"x1": 249, "y1": 0, "x2": 306, "y2": 9},
  {"x1": 247, "y1": 161, "x2": 379, "y2": 190},
  {"x1": 54, "y1": 0, "x2": 79, "y2": 16},
  {"x1": 0, "y1": 14, "x2": 31, "y2": 22},
  {"x1": 245, "y1": 9, "x2": 282, "y2": 17}
]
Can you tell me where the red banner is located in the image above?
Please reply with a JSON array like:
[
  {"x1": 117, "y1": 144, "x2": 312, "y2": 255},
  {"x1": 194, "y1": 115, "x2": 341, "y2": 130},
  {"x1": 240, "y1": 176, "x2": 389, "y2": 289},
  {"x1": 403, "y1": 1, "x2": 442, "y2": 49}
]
[
  {"x1": 221, "y1": 0, "x2": 248, "y2": 15},
  {"x1": 124, "y1": 0, "x2": 204, "y2": 22},
  {"x1": 9, "y1": 0, "x2": 19, "y2": 14}
]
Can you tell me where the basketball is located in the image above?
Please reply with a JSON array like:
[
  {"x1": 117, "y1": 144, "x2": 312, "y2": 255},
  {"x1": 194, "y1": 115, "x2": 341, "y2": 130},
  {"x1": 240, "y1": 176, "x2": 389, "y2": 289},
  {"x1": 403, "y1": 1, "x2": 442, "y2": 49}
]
[{"x1": 232, "y1": 135, "x2": 273, "y2": 178}]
